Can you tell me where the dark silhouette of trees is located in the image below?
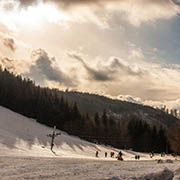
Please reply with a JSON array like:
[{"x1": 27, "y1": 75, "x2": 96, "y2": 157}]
[
  {"x1": 168, "y1": 122, "x2": 180, "y2": 154},
  {"x1": 102, "y1": 109, "x2": 108, "y2": 128},
  {"x1": 0, "y1": 68, "x2": 83, "y2": 133},
  {"x1": 0, "y1": 67, "x2": 173, "y2": 153},
  {"x1": 94, "y1": 112, "x2": 100, "y2": 127},
  {"x1": 128, "y1": 119, "x2": 168, "y2": 152}
]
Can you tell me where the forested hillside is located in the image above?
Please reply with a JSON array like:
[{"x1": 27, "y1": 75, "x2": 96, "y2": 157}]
[
  {"x1": 57, "y1": 91, "x2": 178, "y2": 127},
  {"x1": 0, "y1": 67, "x2": 179, "y2": 153}
]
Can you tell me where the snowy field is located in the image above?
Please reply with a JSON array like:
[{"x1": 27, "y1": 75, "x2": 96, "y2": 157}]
[
  {"x1": 0, "y1": 156, "x2": 180, "y2": 180},
  {"x1": 0, "y1": 106, "x2": 180, "y2": 179}
]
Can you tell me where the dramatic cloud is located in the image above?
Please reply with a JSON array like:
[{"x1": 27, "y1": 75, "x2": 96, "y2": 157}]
[
  {"x1": 0, "y1": 0, "x2": 179, "y2": 104},
  {"x1": 16, "y1": 0, "x2": 180, "y2": 26},
  {"x1": 26, "y1": 49, "x2": 75, "y2": 87},
  {"x1": 0, "y1": 57, "x2": 14, "y2": 70},
  {"x1": 69, "y1": 53, "x2": 112, "y2": 81},
  {"x1": 69, "y1": 52, "x2": 144, "y2": 82},
  {"x1": 18, "y1": 0, "x2": 37, "y2": 6},
  {"x1": 18, "y1": 0, "x2": 180, "y2": 7},
  {"x1": 0, "y1": 0, "x2": 180, "y2": 28},
  {"x1": 172, "y1": 0, "x2": 180, "y2": 5},
  {"x1": 110, "y1": 57, "x2": 144, "y2": 76},
  {"x1": 67, "y1": 51, "x2": 180, "y2": 101},
  {"x1": 3, "y1": 38, "x2": 16, "y2": 51}
]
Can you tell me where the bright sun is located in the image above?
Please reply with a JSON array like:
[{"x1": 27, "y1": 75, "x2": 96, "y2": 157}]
[{"x1": 0, "y1": 2, "x2": 71, "y2": 31}]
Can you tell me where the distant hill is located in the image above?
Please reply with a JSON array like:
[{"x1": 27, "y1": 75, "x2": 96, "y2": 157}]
[{"x1": 58, "y1": 91, "x2": 178, "y2": 128}]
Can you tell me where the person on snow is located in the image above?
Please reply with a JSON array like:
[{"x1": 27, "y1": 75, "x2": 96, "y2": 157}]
[
  {"x1": 117, "y1": 151, "x2": 123, "y2": 161},
  {"x1": 96, "y1": 151, "x2": 99, "y2": 157},
  {"x1": 110, "y1": 152, "x2": 115, "y2": 158},
  {"x1": 118, "y1": 151, "x2": 122, "y2": 157}
]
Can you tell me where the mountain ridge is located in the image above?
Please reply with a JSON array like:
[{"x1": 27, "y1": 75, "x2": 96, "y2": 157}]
[{"x1": 57, "y1": 90, "x2": 179, "y2": 128}]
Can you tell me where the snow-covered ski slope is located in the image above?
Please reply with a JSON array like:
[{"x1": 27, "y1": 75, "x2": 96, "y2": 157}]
[
  {"x1": 0, "y1": 106, "x2": 178, "y2": 161},
  {"x1": 0, "y1": 105, "x2": 119, "y2": 159},
  {"x1": 1, "y1": 106, "x2": 180, "y2": 180}
]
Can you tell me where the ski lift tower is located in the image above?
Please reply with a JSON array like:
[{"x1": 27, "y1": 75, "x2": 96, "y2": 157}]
[{"x1": 47, "y1": 126, "x2": 61, "y2": 151}]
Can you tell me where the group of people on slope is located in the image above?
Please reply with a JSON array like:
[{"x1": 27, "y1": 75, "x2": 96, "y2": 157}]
[{"x1": 95, "y1": 150, "x2": 123, "y2": 161}]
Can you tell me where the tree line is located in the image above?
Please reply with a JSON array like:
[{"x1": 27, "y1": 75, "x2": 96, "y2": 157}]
[{"x1": 0, "y1": 67, "x2": 179, "y2": 153}]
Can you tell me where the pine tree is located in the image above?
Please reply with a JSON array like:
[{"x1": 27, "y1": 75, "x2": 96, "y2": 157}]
[
  {"x1": 94, "y1": 112, "x2": 100, "y2": 127},
  {"x1": 102, "y1": 109, "x2": 108, "y2": 128}
]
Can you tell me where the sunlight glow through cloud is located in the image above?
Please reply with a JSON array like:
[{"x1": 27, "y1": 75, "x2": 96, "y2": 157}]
[
  {"x1": 0, "y1": 0, "x2": 179, "y2": 105},
  {"x1": 0, "y1": 1, "x2": 72, "y2": 31}
]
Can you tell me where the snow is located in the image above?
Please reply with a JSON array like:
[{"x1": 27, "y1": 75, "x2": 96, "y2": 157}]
[
  {"x1": 0, "y1": 105, "x2": 120, "y2": 159},
  {"x1": 0, "y1": 157, "x2": 179, "y2": 180},
  {"x1": 0, "y1": 105, "x2": 150, "y2": 160},
  {"x1": 0, "y1": 105, "x2": 180, "y2": 179}
]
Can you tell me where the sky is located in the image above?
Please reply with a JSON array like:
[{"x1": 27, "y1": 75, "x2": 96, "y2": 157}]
[{"x1": 0, "y1": 0, "x2": 180, "y2": 110}]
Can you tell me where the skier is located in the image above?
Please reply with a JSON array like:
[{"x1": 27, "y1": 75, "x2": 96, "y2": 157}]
[
  {"x1": 110, "y1": 152, "x2": 115, "y2": 158},
  {"x1": 118, "y1": 151, "x2": 122, "y2": 157},
  {"x1": 96, "y1": 151, "x2": 99, "y2": 157},
  {"x1": 117, "y1": 151, "x2": 123, "y2": 161},
  {"x1": 138, "y1": 155, "x2": 140, "y2": 160},
  {"x1": 135, "y1": 155, "x2": 140, "y2": 160}
]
